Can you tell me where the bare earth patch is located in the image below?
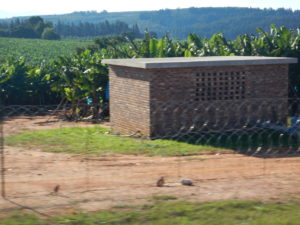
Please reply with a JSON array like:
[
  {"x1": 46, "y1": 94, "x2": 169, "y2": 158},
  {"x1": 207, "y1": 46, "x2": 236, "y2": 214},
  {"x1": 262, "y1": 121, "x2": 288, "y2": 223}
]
[{"x1": 1, "y1": 116, "x2": 300, "y2": 217}]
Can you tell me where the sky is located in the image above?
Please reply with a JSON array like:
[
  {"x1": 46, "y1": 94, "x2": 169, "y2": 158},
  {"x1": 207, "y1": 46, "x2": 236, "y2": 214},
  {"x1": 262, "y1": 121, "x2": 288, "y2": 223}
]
[{"x1": 1, "y1": 0, "x2": 300, "y2": 18}]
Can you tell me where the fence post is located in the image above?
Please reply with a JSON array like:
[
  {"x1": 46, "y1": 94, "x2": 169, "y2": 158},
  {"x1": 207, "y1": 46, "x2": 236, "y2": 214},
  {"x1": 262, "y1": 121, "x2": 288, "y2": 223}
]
[{"x1": 0, "y1": 104, "x2": 5, "y2": 198}]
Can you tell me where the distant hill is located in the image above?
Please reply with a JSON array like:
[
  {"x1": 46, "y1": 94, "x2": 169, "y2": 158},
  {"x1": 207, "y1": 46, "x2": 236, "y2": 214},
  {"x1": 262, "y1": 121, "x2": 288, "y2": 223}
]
[{"x1": 2, "y1": 7, "x2": 300, "y2": 39}]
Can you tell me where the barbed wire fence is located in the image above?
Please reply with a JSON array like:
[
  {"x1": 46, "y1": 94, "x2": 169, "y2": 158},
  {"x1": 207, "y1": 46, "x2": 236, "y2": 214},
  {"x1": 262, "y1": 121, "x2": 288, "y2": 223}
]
[
  {"x1": 149, "y1": 98, "x2": 300, "y2": 155},
  {"x1": 1, "y1": 101, "x2": 300, "y2": 215}
]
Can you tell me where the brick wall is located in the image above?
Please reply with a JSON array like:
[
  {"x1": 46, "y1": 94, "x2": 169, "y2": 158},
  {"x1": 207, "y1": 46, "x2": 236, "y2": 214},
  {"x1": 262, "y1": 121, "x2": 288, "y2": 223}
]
[
  {"x1": 109, "y1": 65, "x2": 152, "y2": 136},
  {"x1": 109, "y1": 64, "x2": 289, "y2": 137}
]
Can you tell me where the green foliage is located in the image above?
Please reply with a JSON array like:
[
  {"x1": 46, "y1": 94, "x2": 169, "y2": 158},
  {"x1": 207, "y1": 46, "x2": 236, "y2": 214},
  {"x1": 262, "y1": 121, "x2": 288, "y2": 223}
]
[
  {"x1": 0, "y1": 57, "x2": 15, "y2": 84},
  {"x1": 152, "y1": 195, "x2": 178, "y2": 201},
  {"x1": 0, "y1": 16, "x2": 60, "y2": 39},
  {"x1": 93, "y1": 35, "x2": 131, "y2": 58},
  {"x1": 0, "y1": 213, "x2": 43, "y2": 225},
  {"x1": 42, "y1": 28, "x2": 61, "y2": 40},
  {"x1": 0, "y1": 37, "x2": 93, "y2": 65},
  {"x1": 55, "y1": 20, "x2": 142, "y2": 38},
  {"x1": 94, "y1": 25, "x2": 300, "y2": 59},
  {"x1": 2, "y1": 201, "x2": 300, "y2": 225},
  {"x1": 1, "y1": 25, "x2": 300, "y2": 107},
  {"x1": 0, "y1": 57, "x2": 28, "y2": 104},
  {"x1": 38, "y1": 50, "x2": 108, "y2": 118},
  {"x1": 5, "y1": 126, "x2": 222, "y2": 156},
  {"x1": 0, "y1": 56, "x2": 58, "y2": 105}
]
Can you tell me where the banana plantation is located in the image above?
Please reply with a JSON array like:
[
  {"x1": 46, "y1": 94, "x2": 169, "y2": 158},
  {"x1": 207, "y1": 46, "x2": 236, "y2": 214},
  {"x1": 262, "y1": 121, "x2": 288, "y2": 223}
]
[{"x1": 1, "y1": 25, "x2": 300, "y2": 115}]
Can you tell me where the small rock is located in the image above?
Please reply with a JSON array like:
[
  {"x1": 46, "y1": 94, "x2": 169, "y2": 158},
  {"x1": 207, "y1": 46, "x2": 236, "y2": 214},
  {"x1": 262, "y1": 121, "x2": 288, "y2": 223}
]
[{"x1": 180, "y1": 179, "x2": 193, "y2": 186}]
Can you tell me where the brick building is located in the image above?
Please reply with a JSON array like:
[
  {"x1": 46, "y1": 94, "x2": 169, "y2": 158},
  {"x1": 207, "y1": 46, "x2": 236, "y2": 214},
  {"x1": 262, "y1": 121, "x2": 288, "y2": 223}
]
[{"x1": 103, "y1": 56, "x2": 297, "y2": 138}]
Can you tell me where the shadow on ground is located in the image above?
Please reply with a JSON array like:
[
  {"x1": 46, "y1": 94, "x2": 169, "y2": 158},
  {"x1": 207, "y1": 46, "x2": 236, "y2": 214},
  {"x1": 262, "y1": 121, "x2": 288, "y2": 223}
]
[{"x1": 166, "y1": 127, "x2": 300, "y2": 158}]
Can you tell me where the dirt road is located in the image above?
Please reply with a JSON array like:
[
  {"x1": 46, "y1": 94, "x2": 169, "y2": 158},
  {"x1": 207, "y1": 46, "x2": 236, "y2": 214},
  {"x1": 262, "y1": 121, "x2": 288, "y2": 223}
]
[{"x1": 1, "y1": 116, "x2": 300, "y2": 216}]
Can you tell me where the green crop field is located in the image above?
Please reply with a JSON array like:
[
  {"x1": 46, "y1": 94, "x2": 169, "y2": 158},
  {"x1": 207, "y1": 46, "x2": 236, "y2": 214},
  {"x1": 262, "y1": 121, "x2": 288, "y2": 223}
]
[{"x1": 0, "y1": 37, "x2": 93, "y2": 65}]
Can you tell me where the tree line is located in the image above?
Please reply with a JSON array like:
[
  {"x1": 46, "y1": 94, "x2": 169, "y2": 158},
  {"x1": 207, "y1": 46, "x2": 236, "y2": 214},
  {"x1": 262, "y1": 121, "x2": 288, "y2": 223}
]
[
  {"x1": 55, "y1": 20, "x2": 142, "y2": 38},
  {"x1": 33, "y1": 7, "x2": 300, "y2": 39},
  {"x1": 0, "y1": 16, "x2": 142, "y2": 40},
  {"x1": 138, "y1": 7, "x2": 300, "y2": 39},
  {"x1": 0, "y1": 16, "x2": 60, "y2": 40},
  {"x1": 1, "y1": 25, "x2": 300, "y2": 119},
  {"x1": 2, "y1": 7, "x2": 300, "y2": 40}
]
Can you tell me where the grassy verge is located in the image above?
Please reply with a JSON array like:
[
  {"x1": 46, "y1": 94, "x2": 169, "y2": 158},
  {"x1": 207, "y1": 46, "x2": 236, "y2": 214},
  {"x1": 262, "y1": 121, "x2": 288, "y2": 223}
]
[
  {"x1": 2, "y1": 200, "x2": 300, "y2": 225},
  {"x1": 5, "y1": 126, "x2": 223, "y2": 156}
]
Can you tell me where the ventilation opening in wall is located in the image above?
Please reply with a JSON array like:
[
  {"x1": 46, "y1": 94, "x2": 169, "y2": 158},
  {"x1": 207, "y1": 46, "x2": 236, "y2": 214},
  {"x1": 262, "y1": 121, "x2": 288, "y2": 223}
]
[{"x1": 194, "y1": 71, "x2": 246, "y2": 101}]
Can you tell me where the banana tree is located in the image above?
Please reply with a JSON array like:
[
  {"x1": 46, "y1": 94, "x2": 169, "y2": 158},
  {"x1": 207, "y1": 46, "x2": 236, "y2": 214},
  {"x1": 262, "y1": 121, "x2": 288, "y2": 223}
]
[
  {"x1": 73, "y1": 50, "x2": 108, "y2": 119},
  {"x1": 251, "y1": 27, "x2": 274, "y2": 56},
  {"x1": 184, "y1": 33, "x2": 202, "y2": 57},
  {"x1": 37, "y1": 50, "x2": 108, "y2": 120},
  {"x1": 233, "y1": 34, "x2": 253, "y2": 56},
  {"x1": 0, "y1": 57, "x2": 34, "y2": 105},
  {"x1": 126, "y1": 31, "x2": 182, "y2": 58}
]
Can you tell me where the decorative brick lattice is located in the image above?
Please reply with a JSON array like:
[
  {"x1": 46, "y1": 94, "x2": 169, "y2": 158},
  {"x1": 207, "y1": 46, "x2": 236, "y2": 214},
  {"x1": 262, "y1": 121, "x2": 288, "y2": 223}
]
[{"x1": 194, "y1": 71, "x2": 246, "y2": 101}]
